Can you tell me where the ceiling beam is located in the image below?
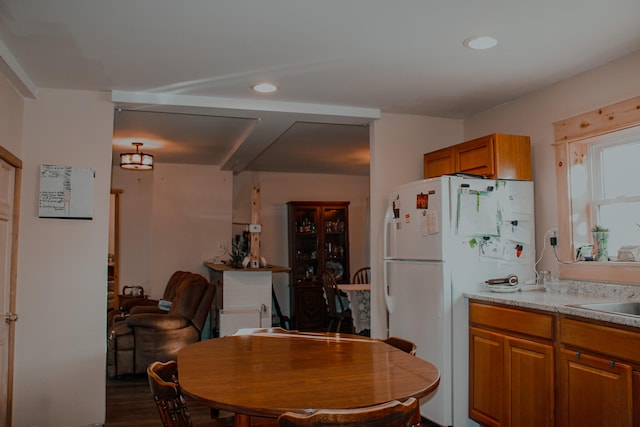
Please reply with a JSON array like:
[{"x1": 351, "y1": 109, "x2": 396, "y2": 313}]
[
  {"x1": 0, "y1": 39, "x2": 37, "y2": 98},
  {"x1": 111, "y1": 91, "x2": 380, "y2": 120},
  {"x1": 111, "y1": 90, "x2": 380, "y2": 174}
]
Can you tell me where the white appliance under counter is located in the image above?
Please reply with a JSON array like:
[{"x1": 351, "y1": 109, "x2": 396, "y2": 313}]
[{"x1": 204, "y1": 263, "x2": 290, "y2": 337}]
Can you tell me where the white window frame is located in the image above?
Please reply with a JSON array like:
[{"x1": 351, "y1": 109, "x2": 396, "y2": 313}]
[{"x1": 588, "y1": 127, "x2": 640, "y2": 256}]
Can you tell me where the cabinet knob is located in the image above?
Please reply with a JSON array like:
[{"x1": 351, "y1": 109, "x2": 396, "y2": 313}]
[
  {"x1": 609, "y1": 360, "x2": 615, "y2": 368},
  {"x1": 575, "y1": 352, "x2": 581, "y2": 359}
]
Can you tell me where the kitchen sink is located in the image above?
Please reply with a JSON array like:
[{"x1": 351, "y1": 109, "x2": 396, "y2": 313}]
[{"x1": 573, "y1": 302, "x2": 640, "y2": 317}]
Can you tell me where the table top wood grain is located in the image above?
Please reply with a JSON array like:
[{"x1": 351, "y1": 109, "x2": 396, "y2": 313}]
[
  {"x1": 337, "y1": 283, "x2": 371, "y2": 291},
  {"x1": 177, "y1": 332, "x2": 440, "y2": 424}
]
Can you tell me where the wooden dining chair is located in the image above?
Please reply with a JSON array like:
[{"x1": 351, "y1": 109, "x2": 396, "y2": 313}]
[
  {"x1": 320, "y1": 270, "x2": 354, "y2": 334},
  {"x1": 383, "y1": 336, "x2": 418, "y2": 356},
  {"x1": 351, "y1": 267, "x2": 371, "y2": 284},
  {"x1": 277, "y1": 397, "x2": 421, "y2": 426},
  {"x1": 272, "y1": 285, "x2": 291, "y2": 329},
  {"x1": 147, "y1": 360, "x2": 234, "y2": 427}
]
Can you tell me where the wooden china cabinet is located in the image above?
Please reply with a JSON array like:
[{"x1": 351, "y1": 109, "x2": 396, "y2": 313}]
[{"x1": 287, "y1": 201, "x2": 350, "y2": 331}]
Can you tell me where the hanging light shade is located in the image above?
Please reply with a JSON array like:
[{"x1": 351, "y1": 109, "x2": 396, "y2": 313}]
[{"x1": 120, "y1": 142, "x2": 153, "y2": 170}]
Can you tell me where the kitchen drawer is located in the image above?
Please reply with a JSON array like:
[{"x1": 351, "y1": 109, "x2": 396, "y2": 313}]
[
  {"x1": 469, "y1": 301, "x2": 554, "y2": 340},
  {"x1": 560, "y1": 316, "x2": 640, "y2": 364}
]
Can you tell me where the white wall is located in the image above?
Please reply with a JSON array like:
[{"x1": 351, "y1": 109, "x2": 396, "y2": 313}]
[
  {"x1": 464, "y1": 50, "x2": 640, "y2": 278},
  {"x1": 111, "y1": 163, "x2": 233, "y2": 298},
  {"x1": 233, "y1": 171, "x2": 370, "y2": 315},
  {"x1": 15, "y1": 89, "x2": 113, "y2": 426},
  {"x1": 0, "y1": 75, "x2": 23, "y2": 157},
  {"x1": 111, "y1": 165, "x2": 153, "y2": 290},
  {"x1": 369, "y1": 114, "x2": 463, "y2": 338},
  {"x1": 151, "y1": 164, "x2": 233, "y2": 287}
]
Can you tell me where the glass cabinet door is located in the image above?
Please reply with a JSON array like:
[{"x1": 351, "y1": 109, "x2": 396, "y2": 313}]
[
  {"x1": 321, "y1": 205, "x2": 349, "y2": 283},
  {"x1": 289, "y1": 205, "x2": 320, "y2": 285}
]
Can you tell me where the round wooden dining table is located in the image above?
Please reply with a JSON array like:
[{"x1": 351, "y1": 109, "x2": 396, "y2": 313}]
[{"x1": 177, "y1": 331, "x2": 440, "y2": 427}]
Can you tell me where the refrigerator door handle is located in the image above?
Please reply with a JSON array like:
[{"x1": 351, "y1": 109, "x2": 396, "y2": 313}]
[
  {"x1": 383, "y1": 205, "x2": 394, "y2": 259},
  {"x1": 383, "y1": 259, "x2": 394, "y2": 314}
]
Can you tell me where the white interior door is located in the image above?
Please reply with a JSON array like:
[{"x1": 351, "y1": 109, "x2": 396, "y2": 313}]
[{"x1": 0, "y1": 159, "x2": 15, "y2": 427}]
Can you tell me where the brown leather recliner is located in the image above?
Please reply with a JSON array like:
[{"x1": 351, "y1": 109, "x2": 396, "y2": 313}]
[
  {"x1": 107, "y1": 270, "x2": 190, "y2": 328},
  {"x1": 107, "y1": 272, "x2": 214, "y2": 378}
]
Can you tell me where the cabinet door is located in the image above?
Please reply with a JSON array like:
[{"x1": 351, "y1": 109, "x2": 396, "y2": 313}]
[
  {"x1": 288, "y1": 204, "x2": 321, "y2": 285},
  {"x1": 559, "y1": 349, "x2": 633, "y2": 427},
  {"x1": 506, "y1": 336, "x2": 554, "y2": 427},
  {"x1": 493, "y1": 134, "x2": 532, "y2": 180},
  {"x1": 423, "y1": 146, "x2": 455, "y2": 178},
  {"x1": 470, "y1": 327, "x2": 504, "y2": 427},
  {"x1": 455, "y1": 135, "x2": 495, "y2": 177},
  {"x1": 321, "y1": 204, "x2": 349, "y2": 283},
  {"x1": 634, "y1": 371, "x2": 640, "y2": 427},
  {"x1": 291, "y1": 284, "x2": 326, "y2": 331}
]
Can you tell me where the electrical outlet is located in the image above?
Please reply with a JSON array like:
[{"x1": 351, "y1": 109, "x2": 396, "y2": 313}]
[
  {"x1": 216, "y1": 242, "x2": 226, "y2": 253},
  {"x1": 550, "y1": 228, "x2": 558, "y2": 246}
]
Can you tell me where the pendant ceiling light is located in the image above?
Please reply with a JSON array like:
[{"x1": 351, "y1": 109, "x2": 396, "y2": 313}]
[{"x1": 120, "y1": 142, "x2": 153, "y2": 170}]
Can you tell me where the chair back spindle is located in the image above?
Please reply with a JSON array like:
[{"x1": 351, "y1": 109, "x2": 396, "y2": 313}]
[
  {"x1": 147, "y1": 360, "x2": 193, "y2": 427},
  {"x1": 351, "y1": 267, "x2": 370, "y2": 284},
  {"x1": 321, "y1": 270, "x2": 354, "y2": 334}
]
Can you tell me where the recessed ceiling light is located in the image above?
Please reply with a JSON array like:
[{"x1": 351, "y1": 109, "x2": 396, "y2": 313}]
[
  {"x1": 252, "y1": 83, "x2": 278, "y2": 93},
  {"x1": 463, "y1": 36, "x2": 498, "y2": 50}
]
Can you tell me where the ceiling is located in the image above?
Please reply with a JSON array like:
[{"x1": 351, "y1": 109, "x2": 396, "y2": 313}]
[{"x1": 1, "y1": 1, "x2": 639, "y2": 176}]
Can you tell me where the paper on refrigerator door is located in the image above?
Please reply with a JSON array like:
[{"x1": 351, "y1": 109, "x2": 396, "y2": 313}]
[
  {"x1": 479, "y1": 238, "x2": 532, "y2": 263},
  {"x1": 457, "y1": 189, "x2": 499, "y2": 236},
  {"x1": 498, "y1": 218, "x2": 531, "y2": 244},
  {"x1": 420, "y1": 211, "x2": 439, "y2": 236}
]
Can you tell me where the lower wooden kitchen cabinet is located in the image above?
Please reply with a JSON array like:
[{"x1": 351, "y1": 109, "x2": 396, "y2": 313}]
[
  {"x1": 558, "y1": 317, "x2": 640, "y2": 427},
  {"x1": 558, "y1": 349, "x2": 633, "y2": 426},
  {"x1": 469, "y1": 299, "x2": 640, "y2": 427},
  {"x1": 469, "y1": 301, "x2": 555, "y2": 427}
]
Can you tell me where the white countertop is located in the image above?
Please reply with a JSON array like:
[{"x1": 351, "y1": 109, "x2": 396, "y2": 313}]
[{"x1": 465, "y1": 281, "x2": 640, "y2": 329}]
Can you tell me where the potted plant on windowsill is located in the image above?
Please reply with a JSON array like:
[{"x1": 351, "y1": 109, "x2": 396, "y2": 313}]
[{"x1": 591, "y1": 225, "x2": 609, "y2": 262}]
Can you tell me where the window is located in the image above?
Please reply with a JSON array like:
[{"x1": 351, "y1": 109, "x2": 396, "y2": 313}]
[
  {"x1": 553, "y1": 95, "x2": 640, "y2": 283},
  {"x1": 588, "y1": 126, "x2": 640, "y2": 257}
]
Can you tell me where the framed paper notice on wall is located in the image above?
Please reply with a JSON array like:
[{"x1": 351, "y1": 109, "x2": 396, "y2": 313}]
[{"x1": 38, "y1": 165, "x2": 94, "y2": 219}]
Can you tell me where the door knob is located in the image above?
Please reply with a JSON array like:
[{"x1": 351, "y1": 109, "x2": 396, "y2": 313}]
[{"x1": 4, "y1": 312, "x2": 18, "y2": 323}]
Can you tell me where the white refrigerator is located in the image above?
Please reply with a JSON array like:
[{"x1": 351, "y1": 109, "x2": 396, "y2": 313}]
[{"x1": 383, "y1": 176, "x2": 535, "y2": 426}]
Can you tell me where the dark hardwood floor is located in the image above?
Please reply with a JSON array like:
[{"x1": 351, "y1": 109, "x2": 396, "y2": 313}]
[
  {"x1": 106, "y1": 373, "x2": 440, "y2": 426},
  {"x1": 105, "y1": 373, "x2": 228, "y2": 426}
]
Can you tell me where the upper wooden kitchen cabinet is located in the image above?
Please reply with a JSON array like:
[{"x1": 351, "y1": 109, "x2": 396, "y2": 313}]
[{"x1": 424, "y1": 133, "x2": 532, "y2": 180}]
